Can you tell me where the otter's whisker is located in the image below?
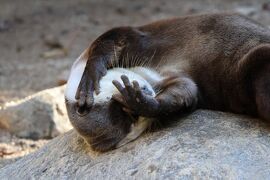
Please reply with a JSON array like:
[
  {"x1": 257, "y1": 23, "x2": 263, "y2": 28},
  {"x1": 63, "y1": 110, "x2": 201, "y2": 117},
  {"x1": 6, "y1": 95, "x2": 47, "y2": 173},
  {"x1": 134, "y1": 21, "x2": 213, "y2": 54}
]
[
  {"x1": 113, "y1": 44, "x2": 117, "y2": 68},
  {"x1": 90, "y1": 136, "x2": 119, "y2": 147},
  {"x1": 90, "y1": 130, "x2": 110, "y2": 139}
]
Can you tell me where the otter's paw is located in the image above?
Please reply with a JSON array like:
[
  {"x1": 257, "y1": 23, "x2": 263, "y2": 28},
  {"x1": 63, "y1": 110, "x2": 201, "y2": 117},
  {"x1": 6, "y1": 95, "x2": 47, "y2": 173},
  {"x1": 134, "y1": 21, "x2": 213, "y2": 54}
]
[
  {"x1": 75, "y1": 60, "x2": 107, "y2": 111},
  {"x1": 112, "y1": 75, "x2": 160, "y2": 117}
]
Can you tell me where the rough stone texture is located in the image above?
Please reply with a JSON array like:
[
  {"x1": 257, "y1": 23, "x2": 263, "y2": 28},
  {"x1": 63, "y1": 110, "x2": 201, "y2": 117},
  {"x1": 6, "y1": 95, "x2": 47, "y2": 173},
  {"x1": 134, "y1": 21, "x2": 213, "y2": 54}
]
[
  {"x1": 0, "y1": 129, "x2": 49, "y2": 168},
  {"x1": 0, "y1": 86, "x2": 72, "y2": 139},
  {"x1": 1, "y1": 110, "x2": 270, "y2": 179}
]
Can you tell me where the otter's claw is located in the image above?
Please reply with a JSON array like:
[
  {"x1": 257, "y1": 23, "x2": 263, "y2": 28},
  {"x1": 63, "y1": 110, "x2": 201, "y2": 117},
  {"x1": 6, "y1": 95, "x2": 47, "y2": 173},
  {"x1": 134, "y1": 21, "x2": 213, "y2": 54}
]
[{"x1": 75, "y1": 72, "x2": 95, "y2": 108}]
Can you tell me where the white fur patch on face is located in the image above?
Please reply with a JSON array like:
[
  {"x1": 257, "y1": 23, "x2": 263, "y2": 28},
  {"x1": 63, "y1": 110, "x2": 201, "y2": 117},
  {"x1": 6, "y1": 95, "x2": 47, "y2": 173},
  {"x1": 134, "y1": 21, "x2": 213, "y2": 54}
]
[
  {"x1": 65, "y1": 59, "x2": 157, "y2": 104},
  {"x1": 116, "y1": 117, "x2": 153, "y2": 148},
  {"x1": 130, "y1": 67, "x2": 163, "y2": 86},
  {"x1": 94, "y1": 68, "x2": 156, "y2": 104},
  {"x1": 65, "y1": 50, "x2": 87, "y2": 103}
]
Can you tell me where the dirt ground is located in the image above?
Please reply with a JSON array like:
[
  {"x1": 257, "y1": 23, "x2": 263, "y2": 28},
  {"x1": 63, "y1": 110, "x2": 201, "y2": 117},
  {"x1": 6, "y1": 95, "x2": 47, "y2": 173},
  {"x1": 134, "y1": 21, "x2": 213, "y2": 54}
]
[{"x1": 1, "y1": 0, "x2": 270, "y2": 167}]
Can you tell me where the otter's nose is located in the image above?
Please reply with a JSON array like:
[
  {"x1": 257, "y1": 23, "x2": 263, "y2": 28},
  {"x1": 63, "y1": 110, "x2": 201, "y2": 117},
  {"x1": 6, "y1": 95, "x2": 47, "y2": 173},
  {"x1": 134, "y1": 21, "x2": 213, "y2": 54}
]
[{"x1": 76, "y1": 104, "x2": 91, "y2": 116}]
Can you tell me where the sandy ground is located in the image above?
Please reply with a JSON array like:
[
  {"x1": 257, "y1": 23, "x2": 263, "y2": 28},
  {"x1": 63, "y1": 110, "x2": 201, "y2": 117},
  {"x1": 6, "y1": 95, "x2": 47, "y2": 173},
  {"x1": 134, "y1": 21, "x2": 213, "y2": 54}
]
[{"x1": 1, "y1": 0, "x2": 270, "y2": 167}]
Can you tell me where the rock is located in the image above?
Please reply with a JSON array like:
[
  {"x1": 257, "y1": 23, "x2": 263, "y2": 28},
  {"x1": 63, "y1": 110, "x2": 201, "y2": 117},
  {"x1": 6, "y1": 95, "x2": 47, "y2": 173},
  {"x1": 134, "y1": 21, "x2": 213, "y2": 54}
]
[
  {"x1": 0, "y1": 86, "x2": 72, "y2": 139},
  {"x1": 57, "y1": 69, "x2": 69, "y2": 86},
  {"x1": 0, "y1": 129, "x2": 49, "y2": 168},
  {"x1": 40, "y1": 48, "x2": 68, "y2": 59},
  {"x1": 262, "y1": 2, "x2": 270, "y2": 11},
  {"x1": 42, "y1": 34, "x2": 63, "y2": 49},
  {"x1": 0, "y1": 20, "x2": 10, "y2": 32},
  {"x1": 235, "y1": 6, "x2": 257, "y2": 16},
  {"x1": 1, "y1": 110, "x2": 270, "y2": 179}
]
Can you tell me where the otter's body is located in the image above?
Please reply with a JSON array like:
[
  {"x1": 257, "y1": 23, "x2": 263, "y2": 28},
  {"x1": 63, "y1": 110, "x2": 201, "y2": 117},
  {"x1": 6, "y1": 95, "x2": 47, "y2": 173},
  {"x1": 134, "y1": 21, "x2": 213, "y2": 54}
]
[
  {"x1": 119, "y1": 13, "x2": 270, "y2": 116},
  {"x1": 66, "y1": 13, "x2": 270, "y2": 151}
]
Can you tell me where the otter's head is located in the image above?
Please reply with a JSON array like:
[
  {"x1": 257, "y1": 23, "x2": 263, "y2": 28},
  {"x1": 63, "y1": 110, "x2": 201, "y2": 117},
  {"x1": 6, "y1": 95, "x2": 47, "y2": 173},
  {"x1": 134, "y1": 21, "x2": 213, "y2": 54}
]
[{"x1": 65, "y1": 52, "x2": 155, "y2": 151}]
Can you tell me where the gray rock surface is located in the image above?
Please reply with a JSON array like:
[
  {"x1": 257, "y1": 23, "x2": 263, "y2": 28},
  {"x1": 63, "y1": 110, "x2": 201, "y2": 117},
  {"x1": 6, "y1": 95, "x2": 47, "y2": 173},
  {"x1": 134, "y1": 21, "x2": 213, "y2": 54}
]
[
  {"x1": 1, "y1": 110, "x2": 270, "y2": 179},
  {"x1": 0, "y1": 86, "x2": 72, "y2": 139}
]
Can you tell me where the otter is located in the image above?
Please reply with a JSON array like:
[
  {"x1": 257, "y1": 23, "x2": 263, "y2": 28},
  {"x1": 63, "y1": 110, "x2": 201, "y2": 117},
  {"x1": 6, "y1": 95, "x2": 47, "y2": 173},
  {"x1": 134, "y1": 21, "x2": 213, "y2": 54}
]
[
  {"x1": 65, "y1": 58, "x2": 162, "y2": 151},
  {"x1": 65, "y1": 13, "x2": 270, "y2": 152}
]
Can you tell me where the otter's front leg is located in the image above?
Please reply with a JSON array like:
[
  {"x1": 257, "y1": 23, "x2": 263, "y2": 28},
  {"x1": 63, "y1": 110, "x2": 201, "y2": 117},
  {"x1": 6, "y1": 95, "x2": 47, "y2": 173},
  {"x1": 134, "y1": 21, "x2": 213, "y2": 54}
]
[{"x1": 112, "y1": 75, "x2": 198, "y2": 118}]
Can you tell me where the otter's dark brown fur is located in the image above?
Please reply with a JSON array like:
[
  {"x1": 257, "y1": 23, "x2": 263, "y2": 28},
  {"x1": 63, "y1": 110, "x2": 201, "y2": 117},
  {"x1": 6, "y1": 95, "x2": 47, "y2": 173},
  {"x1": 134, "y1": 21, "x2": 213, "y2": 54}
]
[
  {"x1": 77, "y1": 13, "x2": 270, "y2": 119},
  {"x1": 68, "y1": 13, "x2": 270, "y2": 151}
]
